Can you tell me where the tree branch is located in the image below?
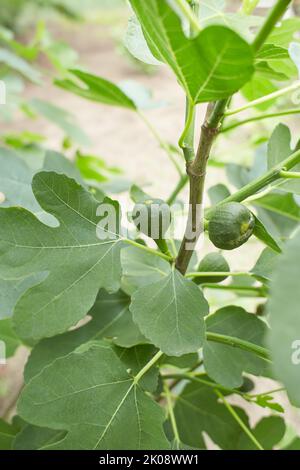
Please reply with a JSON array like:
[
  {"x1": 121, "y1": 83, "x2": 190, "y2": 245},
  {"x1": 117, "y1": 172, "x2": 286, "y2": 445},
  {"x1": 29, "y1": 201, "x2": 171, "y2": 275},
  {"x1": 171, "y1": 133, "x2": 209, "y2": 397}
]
[{"x1": 175, "y1": 0, "x2": 294, "y2": 274}]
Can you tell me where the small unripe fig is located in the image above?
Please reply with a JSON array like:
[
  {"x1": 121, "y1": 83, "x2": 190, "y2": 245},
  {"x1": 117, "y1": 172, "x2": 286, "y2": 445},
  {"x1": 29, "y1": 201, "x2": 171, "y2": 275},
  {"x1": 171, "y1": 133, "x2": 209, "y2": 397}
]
[
  {"x1": 208, "y1": 202, "x2": 255, "y2": 250},
  {"x1": 132, "y1": 198, "x2": 172, "y2": 240},
  {"x1": 194, "y1": 252, "x2": 230, "y2": 285}
]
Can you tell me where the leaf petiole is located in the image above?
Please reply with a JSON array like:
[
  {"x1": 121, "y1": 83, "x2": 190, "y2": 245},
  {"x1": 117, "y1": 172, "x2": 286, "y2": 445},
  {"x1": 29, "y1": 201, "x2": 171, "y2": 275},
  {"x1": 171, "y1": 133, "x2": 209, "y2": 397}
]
[{"x1": 163, "y1": 382, "x2": 181, "y2": 446}]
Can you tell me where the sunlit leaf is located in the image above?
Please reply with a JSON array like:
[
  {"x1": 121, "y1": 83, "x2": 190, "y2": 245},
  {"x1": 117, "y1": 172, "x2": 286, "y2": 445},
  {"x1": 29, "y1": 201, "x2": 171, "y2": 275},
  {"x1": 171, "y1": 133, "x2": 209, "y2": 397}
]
[
  {"x1": 208, "y1": 184, "x2": 231, "y2": 205},
  {"x1": 289, "y1": 42, "x2": 300, "y2": 77},
  {"x1": 242, "y1": 75, "x2": 278, "y2": 110}
]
